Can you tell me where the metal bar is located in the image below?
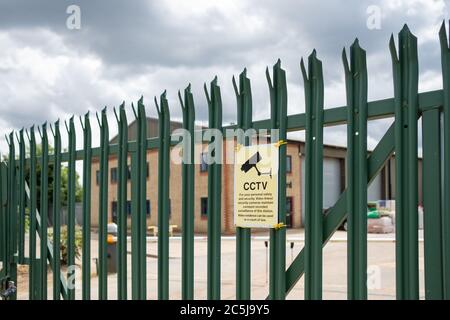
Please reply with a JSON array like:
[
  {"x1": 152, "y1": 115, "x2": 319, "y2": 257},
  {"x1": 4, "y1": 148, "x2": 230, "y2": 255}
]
[
  {"x1": 343, "y1": 40, "x2": 368, "y2": 300},
  {"x1": 301, "y1": 51, "x2": 324, "y2": 300},
  {"x1": 81, "y1": 113, "x2": 92, "y2": 300},
  {"x1": 0, "y1": 161, "x2": 4, "y2": 268},
  {"x1": 234, "y1": 69, "x2": 253, "y2": 300},
  {"x1": 7, "y1": 131, "x2": 18, "y2": 300},
  {"x1": 137, "y1": 98, "x2": 147, "y2": 300},
  {"x1": 266, "y1": 60, "x2": 288, "y2": 300},
  {"x1": 281, "y1": 122, "x2": 396, "y2": 297},
  {"x1": 28, "y1": 126, "x2": 39, "y2": 299},
  {"x1": 422, "y1": 108, "x2": 444, "y2": 299},
  {"x1": 98, "y1": 108, "x2": 109, "y2": 299},
  {"x1": 39, "y1": 124, "x2": 48, "y2": 299},
  {"x1": 389, "y1": 25, "x2": 419, "y2": 300},
  {"x1": 115, "y1": 104, "x2": 128, "y2": 300},
  {"x1": 439, "y1": 20, "x2": 450, "y2": 299},
  {"x1": 18, "y1": 129, "x2": 26, "y2": 264},
  {"x1": 204, "y1": 77, "x2": 223, "y2": 300},
  {"x1": 156, "y1": 93, "x2": 170, "y2": 300},
  {"x1": 52, "y1": 121, "x2": 62, "y2": 299},
  {"x1": 179, "y1": 84, "x2": 195, "y2": 300},
  {"x1": 130, "y1": 150, "x2": 139, "y2": 300},
  {"x1": 66, "y1": 117, "x2": 76, "y2": 300},
  {"x1": 20, "y1": 89, "x2": 443, "y2": 167},
  {"x1": 24, "y1": 182, "x2": 69, "y2": 300}
]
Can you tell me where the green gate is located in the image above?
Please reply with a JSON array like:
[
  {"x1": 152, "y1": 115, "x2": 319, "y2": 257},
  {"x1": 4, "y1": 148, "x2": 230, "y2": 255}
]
[{"x1": 0, "y1": 23, "x2": 449, "y2": 300}]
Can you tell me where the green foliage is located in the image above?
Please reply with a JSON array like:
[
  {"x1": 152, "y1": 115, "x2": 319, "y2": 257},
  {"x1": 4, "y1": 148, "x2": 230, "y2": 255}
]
[
  {"x1": 23, "y1": 144, "x2": 82, "y2": 209},
  {"x1": 48, "y1": 225, "x2": 83, "y2": 265}
]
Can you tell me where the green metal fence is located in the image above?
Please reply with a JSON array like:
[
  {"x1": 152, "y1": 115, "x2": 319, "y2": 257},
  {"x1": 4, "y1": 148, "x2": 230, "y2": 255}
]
[{"x1": 1, "y1": 23, "x2": 450, "y2": 300}]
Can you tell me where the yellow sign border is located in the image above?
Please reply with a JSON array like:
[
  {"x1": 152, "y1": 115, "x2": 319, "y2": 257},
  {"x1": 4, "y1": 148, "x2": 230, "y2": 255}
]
[{"x1": 233, "y1": 143, "x2": 279, "y2": 228}]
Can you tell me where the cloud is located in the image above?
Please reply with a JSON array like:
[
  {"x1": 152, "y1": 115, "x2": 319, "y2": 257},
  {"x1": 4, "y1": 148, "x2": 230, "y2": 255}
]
[{"x1": 0, "y1": 0, "x2": 448, "y2": 153}]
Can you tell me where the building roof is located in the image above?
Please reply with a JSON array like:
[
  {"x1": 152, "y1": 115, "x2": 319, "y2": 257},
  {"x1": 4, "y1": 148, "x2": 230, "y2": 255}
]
[{"x1": 110, "y1": 117, "x2": 183, "y2": 143}]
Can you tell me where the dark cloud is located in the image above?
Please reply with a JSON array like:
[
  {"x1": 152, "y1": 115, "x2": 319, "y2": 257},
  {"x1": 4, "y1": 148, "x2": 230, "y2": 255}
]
[{"x1": 0, "y1": 0, "x2": 447, "y2": 151}]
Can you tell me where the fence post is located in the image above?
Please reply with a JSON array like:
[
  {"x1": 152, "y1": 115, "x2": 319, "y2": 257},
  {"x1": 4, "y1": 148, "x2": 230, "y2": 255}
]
[
  {"x1": 204, "y1": 77, "x2": 223, "y2": 300},
  {"x1": 65, "y1": 117, "x2": 76, "y2": 300},
  {"x1": 0, "y1": 161, "x2": 4, "y2": 270},
  {"x1": 18, "y1": 129, "x2": 26, "y2": 265},
  {"x1": 439, "y1": 20, "x2": 450, "y2": 299},
  {"x1": 0, "y1": 161, "x2": 5, "y2": 271},
  {"x1": 233, "y1": 69, "x2": 253, "y2": 300},
  {"x1": 301, "y1": 51, "x2": 324, "y2": 300},
  {"x1": 343, "y1": 40, "x2": 368, "y2": 300},
  {"x1": 156, "y1": 93, "x2": 170, "y2": 300},
  {"x1": 97, "y1": 108, "x2": 109, "y2": 300},
  {"x1": 27, "y1": 126, "x2": 39, "y2": 299},
  {"x1": 422, "y1": 108, "x2": 444, "y2": 299},
  {"x1": 267, "y1": 60, "x2": 288, "y2": 300},
  {"x1": 81, "y1": 113, "x2": 92, "y2": 300},
  {"x1": 114, "y1": 104, "x2": 127, "y2": 300},
  {"x1": 52, "y1": 120, "x2": 62, "y2": 300},
  {"x1": 389, "y1": 25, "x2": 419, "y2": 300},
  {"x1": 38, "y1": 124, "x2": 49, "y2": 300},
  {"x1": 7, "y1": 132, "x2": 18, "y2": 300},
  {"x1": 131, "y1": 98, "x2": 147, "y2": 300},
  {"x1": 179, "y1": 84, "x2": 195, "y2": 300}
]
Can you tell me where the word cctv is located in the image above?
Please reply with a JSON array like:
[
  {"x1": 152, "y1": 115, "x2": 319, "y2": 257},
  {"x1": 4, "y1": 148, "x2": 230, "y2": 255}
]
[{"x1": 243, "y1": 181, "x2": 268, "y2": 191}]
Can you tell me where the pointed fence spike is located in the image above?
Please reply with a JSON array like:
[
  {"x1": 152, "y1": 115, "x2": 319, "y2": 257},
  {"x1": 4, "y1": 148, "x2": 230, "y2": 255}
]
[
  {"x1": 131, "y1": 102, "x2": 138, "y2": 119},
  {"x1": 300, "y1": 58, "x2": 308, "y2": 82},
  {"x1": 265, "y1": 66, "x2": 273, "y2": 89},
  {"x1": 389, "y1": 34, "x2": 399, "y2": 63},
  {"x1": 178, "y1": 90, "x2": 185, "y2": 110},
  {"x1": 232, "y1": 75, "x2": 239, "y2": 97},
  {"x1": 204, "y1": 83, "x2": 211, "y2": 106},
  {"x1": 113, "y1": 107, "x2": 120, "y2": 124}
]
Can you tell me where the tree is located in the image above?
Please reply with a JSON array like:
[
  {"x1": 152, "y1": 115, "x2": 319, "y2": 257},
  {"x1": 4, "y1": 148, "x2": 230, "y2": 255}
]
[{"x1": 23, "y1": 144, "x2": 83, "y2": 210}]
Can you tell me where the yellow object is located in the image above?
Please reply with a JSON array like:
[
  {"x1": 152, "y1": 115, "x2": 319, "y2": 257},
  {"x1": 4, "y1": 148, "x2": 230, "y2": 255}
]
[
  {"x1": 274, "y1": 140, "x2": 287, "y2": 148},
  {"x1": 107, "y1": 234, "x2": 116, "y2": 244},
  {"x1": 273, "y1": 222, "x2": 286, "y2": 230},
  {"x1": 234, "y1": 143, "x2": 279, "y2": 228}
]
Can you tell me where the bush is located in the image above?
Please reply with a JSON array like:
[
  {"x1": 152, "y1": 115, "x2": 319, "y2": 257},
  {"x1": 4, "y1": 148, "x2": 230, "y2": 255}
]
[{"x1": 48, "y1": 225, "x2": 83, "y2": 265}]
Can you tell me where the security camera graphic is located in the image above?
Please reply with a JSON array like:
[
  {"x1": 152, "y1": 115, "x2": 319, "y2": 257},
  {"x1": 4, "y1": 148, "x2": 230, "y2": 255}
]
[{"x1": 240, "y1": 152, "x2": 272, "y2": 178}]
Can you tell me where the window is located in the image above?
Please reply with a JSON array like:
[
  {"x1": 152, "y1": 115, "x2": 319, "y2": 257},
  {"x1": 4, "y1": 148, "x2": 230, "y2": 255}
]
[
  {"x1": 201, "y1": 197, "x2": 208, "y2": 218},
  {"x1": 286, "y1": 197, "x2": 293, "y2": 213},
  {"x1": 127, "y1": 166, "x2": 131, "y2": 180},
  {"x1": 286, "y1": 197, "x2": 293, "y2": 228},
  {"x1": 146, "y1": 200, "x2": 151, "y2": 216},
  {"x1": 286, "y1": 155, "x2": 292, "y2": 173},
  {"x1": 125, "y1": 163, "x2": 149, "y2": 179},
  {"x1": 112, "y1": 201, "x2": 117, "y2": 222},
  {"x1": 169, "y1": 199, "x2": 172, "y2": 219},
  {"x1": 200, "y1": 153, "x2": 208, "y2": 172},
  {"x1": 111, "y1": 167, "x2": 118, "y2": 183},
  {"x1": 127, "y1": 201, "x2": 132, "y2": 215},
  {"x1": 96, "y1": 170, "x2": 100, "y2": 185}
]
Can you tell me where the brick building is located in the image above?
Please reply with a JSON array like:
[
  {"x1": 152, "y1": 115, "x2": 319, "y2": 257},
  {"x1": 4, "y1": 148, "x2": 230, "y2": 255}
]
[{"x1": 90, "y1": 118, "x2": 422, "y2": 234}]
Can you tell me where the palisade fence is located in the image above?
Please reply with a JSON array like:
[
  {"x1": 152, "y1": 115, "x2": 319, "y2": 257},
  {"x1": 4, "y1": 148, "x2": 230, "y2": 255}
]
[{"x1": 1, "y1": 23, "x2": 450, "y2": 300}]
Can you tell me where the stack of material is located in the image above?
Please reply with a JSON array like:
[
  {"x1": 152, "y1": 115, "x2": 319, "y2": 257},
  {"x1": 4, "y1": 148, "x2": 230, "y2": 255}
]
[{"x1": 368, "y1": 216, "x2": 394, "y2": 234}]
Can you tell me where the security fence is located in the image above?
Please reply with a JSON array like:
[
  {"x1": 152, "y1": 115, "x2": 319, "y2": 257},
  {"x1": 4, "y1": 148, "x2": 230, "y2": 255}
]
[{"x1": 1, "y1": 23, "x2": 450, "y2": 300}]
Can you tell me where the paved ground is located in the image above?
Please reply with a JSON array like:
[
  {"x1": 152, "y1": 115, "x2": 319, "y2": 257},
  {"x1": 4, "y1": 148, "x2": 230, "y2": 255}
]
[{"x1": 14, "y1": 229, "x2": 425, "y2": 300}]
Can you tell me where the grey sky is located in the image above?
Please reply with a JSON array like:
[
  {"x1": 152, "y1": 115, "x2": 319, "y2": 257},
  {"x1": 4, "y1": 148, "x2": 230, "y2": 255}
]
[{"x1": 0, "y1": 0, "x2": 448, "y2": 153}]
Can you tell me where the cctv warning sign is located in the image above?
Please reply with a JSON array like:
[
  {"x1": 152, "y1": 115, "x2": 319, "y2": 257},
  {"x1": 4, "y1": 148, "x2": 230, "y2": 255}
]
[{"x1": 234, "y1": 143, "x2": 279, "y2": 228}]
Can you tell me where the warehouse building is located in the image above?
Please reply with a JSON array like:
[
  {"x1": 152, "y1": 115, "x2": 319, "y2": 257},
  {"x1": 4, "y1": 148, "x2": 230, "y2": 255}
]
[{"x1": 90, "y1": 118, "x2": 422, "y2": 234}]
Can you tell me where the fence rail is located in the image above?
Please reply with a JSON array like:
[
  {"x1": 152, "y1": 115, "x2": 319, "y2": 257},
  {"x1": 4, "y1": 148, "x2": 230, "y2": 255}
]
[{"x1": 0, "y1": 22, "x2": 449, "y2": 300}]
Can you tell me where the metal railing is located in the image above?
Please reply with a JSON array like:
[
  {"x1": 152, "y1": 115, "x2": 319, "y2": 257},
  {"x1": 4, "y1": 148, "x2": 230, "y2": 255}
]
[{"x1": 0, "y1": 22, "x2": 449, "y2": 300}]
